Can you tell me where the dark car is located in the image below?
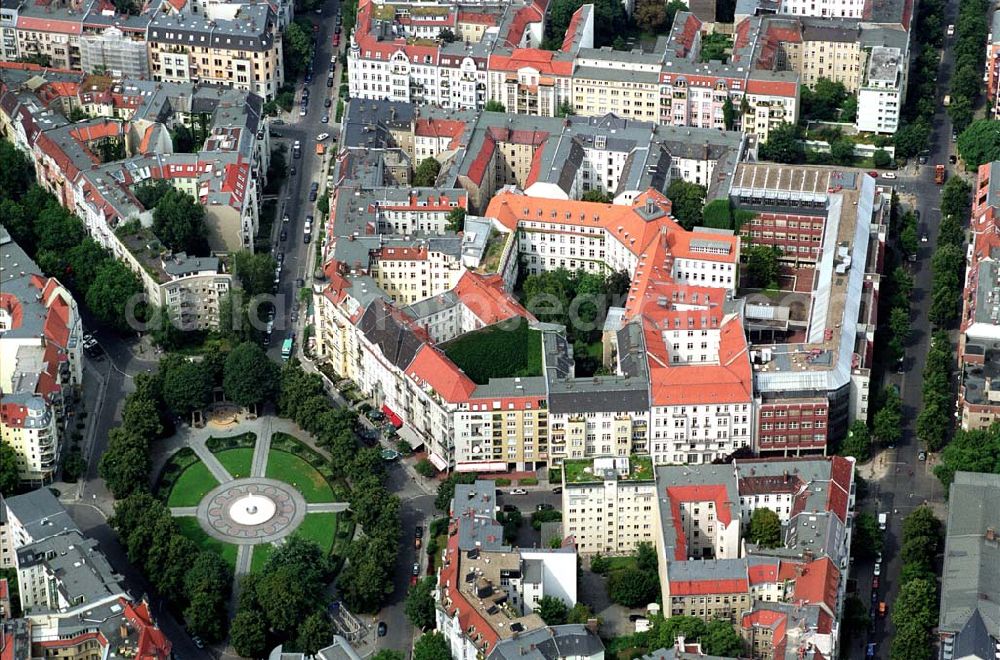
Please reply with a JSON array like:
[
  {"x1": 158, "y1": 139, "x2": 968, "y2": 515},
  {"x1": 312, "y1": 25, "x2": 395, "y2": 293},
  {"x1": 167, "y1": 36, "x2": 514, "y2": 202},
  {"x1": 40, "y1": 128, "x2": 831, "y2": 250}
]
[
  {"x1": 309, "y1": 189, "x2": 318, "y2": 201},
  {"x1": 536, "y1": 503, "x2": 554, "y2": 512},
  {"x1": 377, "y1": 622, "x2": 387, "y2": 637},
  {"x1": 415, "y1": 525, "x2": 424, "y2": 539},
  {"x1": 552, "y1": 486, "x2": 562, "y2": 494},
  {"x1": 290, "y1": 165, "x2": 297, "y2": 175},
  {"x1": 324, "y1": 98, "x2": 332, "y2": 108},
  {"x1": 276, "y1": 252, "x2": 285, "y2": 264},
  {"x1": 335, "y1": 26, "x2": 341, "y2": 34},
  {"x1": 950, "y1": 154, "x2": 958, "y2": 164},
  {"x1": 326, "y1": 77, "x2": 334, "y2": 88},
  {"x1": 280, "y1": 230, "x2": 288, "y2": 241},
  {"x1": 296, "y1": 277, "x2": 305, "y2": 288}
]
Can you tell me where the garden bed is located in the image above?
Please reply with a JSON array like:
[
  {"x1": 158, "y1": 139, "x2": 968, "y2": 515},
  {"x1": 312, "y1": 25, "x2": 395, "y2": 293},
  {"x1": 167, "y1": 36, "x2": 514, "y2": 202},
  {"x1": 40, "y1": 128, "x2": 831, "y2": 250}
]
[{"x1": 206, "y1": 432, "x2": 257, "y2": 452}]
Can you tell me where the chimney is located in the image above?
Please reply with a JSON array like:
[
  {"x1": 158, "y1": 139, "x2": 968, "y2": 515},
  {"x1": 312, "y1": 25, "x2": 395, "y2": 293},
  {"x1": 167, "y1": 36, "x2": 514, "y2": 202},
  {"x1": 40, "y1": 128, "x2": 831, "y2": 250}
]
[
  {"x1": 119, "y1": 621, "x2": 129, "y2": 640},
  {"x1": 987, "y1": 527, "x2": 997, "y2": 542},
  {"x1": 584, "y1": 618, "x2": 599, "y2": 634}
]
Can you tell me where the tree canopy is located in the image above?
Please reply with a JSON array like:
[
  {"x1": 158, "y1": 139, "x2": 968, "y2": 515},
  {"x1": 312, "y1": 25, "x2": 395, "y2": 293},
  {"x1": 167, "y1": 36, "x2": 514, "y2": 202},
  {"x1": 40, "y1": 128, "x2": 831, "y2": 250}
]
[
  {"x1": 413, "y1": 158, "x2": 442, "y2": 186},
  {"x1": 535, "y1": 595, "x2": 569, "y2": 625},
  {"x1": 223, "y1": 342, "x2": 279, "y2": 408},
  {"x1": 152, "y1": 188, "x2": 209, "y2": 255},
  {"x1": 747, "y1": 508, "x2": 782, "y2": 548},
  {"x1": 666, "y1": 179, "x2": 707, "y2": 230},
  {"x1": 405, "y1": 577, "x2": 437, "y2": 630},
  {"x1": 759, "y1": 123, "x2": 804, "y2": 164},
  {"x1": 545, "y1": 0, "x2": 627, "y2": 48},
  {"x1": 743, "y1": 244, "x2": 781, "y2": 289},
  {"x1": 413, "y1": 632, "x2": 451, "y2": 660}
]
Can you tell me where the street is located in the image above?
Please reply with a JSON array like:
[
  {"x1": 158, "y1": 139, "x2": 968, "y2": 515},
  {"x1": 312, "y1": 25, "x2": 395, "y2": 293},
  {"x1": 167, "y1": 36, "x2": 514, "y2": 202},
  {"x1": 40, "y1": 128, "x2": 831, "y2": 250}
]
[{"x1": 861, "y1": 1, "x2": 961, "y2": 656}]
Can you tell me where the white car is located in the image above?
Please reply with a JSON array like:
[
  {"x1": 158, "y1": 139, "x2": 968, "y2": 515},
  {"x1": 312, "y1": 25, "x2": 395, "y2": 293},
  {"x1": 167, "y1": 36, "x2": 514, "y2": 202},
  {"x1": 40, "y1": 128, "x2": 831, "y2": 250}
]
[
  {"x1": 508, "y1": 488, "x2": 527, "y2": 495},
  {"x1": 882, "y1": 172, "x2": 897, "y2": 179},
  {"x1": 874, "y1": 563, "x2": 881, "y2": 577},
  {"x1": 921, "y1": 233, "x2": 929, "y2": 243},
  {"x1": 316, "y1": 132, "x2": 330, "y2": 142},
  {"x1": 947, "y1": 24, "x2": 955, "y2": 36}
]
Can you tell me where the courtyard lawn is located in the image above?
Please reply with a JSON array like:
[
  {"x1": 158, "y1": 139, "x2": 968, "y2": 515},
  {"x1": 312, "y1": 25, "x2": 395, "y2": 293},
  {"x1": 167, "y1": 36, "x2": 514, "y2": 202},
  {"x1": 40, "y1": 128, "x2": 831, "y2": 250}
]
[
  {"x1": 167, "y1": 461, "x2": 220, "y2": 507},
  {"x1": 250, "y1": 543, "x2": 274, "y2": 573},
  {"x1": 175, "y1": 517, "x2": 238, "y2": 570},
  {"x1": 215, "y1": 448, "x2": 255, "y2": 479},
  {"x1": 442, "y1": 317, "x2": 542, "y2": 384},
  {"x1": 292, "y1": 513, "x2": 338, "y2": 553},
  {"x1": 265, "y1": 450, "x2": 336, "y2": 503}
]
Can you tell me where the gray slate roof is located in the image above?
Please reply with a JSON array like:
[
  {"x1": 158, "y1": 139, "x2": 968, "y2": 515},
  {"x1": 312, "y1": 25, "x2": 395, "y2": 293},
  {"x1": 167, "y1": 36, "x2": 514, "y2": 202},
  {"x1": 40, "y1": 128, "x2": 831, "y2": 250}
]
[
  {"x1": 939, "y1": 472, "x2": 1000, "y2": 645},
  {"x1": 2, "y1": 487, "x2": 79, "y2": 543},
  {"x1": 487, "y1": 624, "x2": 604, "y2": 660}
]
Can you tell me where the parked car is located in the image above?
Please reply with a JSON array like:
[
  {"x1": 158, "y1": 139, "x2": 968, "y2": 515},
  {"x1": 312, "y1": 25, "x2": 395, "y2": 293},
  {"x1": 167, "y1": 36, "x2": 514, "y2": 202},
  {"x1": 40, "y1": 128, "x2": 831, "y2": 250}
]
[
  {"x1": 872, "y1": 576, "x2": 879, "y2": 590},
  {"x1": 317, "y1": 133, "x2": 330, "y2": 141},
  {"x1": 508, "y1": 488, "x2": 527, "y2": 495},
  {"x1": 867, "y1": 170, "x2": 879, "y2": 178},
  {"x1": 321, "y1": 114, "x2": 329, "y2": 123},
  {"x1": 873, "y1": 562, "x2": 881, "y2": 577},
  {"x1": 881, "y1": 172, "x2": 897, "y2": 180},
  {"x1": 502, "y1": 504, "x2": 517, "y2": 513},
  {"x1": 325, "y1": 98, "x2": 332, "y2": 108},
  {"x1": 280, "y1": 230, "x2": 288, "y2": 242},
  {"x1": 377, "y1": 622, "x2": 387, "y2": 637},
  {"x1": 296, "y1": 277, "x2": 305, "y2": 288},
  {"x1": 947, "y1": 24, "x2": 955, "y2": 36},
  {"x1": 309, "y1": 189, "x2": 318, "y2": 201},
  {"x1": 536, "y1": 503, "x2": 554, "y2": 511},
  {"x1": 299, "y1": 107, "x2": 307, "y2": 117},
  {"x1": 276, "y1": 252, "x2": 285, "y2": 264},
  {"x1": 326, "y1": 76, "x2": 335, "y2": 88},
  {"x1": 918, "y1": 450, "x2": 927, "y2": 461},
  {"x1": 950, "y1": 154, "x2": 958, "y2": 164},
  {"x1": 415, "y1": 525, "x2": 424, "y2": 539},
  {"x1": 552, "y1": 486, "x2": 562, "y2": 494}
]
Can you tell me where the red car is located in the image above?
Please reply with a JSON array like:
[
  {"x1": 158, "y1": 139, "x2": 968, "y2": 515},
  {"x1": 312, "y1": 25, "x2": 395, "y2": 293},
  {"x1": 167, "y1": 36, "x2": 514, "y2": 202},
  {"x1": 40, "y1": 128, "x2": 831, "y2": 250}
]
[
  {"x1": 867, "y1": 170, "x2": 879, "y2": 178},
  {"x1": 333, "y1": 34, "x2": 340, "y2": 47},
  {"x1": 872, "y1": 576, "x2": 879, "y2": 590}
]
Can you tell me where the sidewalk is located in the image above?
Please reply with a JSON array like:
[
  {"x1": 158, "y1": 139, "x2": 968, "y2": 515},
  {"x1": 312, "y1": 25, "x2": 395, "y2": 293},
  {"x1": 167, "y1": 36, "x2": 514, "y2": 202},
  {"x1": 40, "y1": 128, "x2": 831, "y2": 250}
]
[{"x1": 53, "y1": 358, "x2": 108, "y2": 505}]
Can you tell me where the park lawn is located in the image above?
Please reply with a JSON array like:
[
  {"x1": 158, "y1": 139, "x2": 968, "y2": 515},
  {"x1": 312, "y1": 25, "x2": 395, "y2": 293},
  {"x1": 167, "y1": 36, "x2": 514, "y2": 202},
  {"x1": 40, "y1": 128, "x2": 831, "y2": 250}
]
[
  {"x1": 175, "y1": 517, "x2": 237, "y2": 570},
  {"x1": 167, "y1": 461, "x2": 220, "y2": 507},
  {"x1": 292, "y1": 513, "x2": 337, "y2": 554},
  {"x1": 265, "y1": 450, "x2": 335, "y2": 503},
  {"x1": 215, "y1": 448, "x2": 255, "y2": 479},
  {"x1": 250, "y1": 543, "x2": 274, "y2": 573}
]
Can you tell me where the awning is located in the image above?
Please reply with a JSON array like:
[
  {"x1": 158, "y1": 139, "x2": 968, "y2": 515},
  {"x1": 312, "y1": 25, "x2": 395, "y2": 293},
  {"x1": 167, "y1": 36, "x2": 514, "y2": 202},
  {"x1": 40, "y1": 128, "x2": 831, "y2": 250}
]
[
  {"x1": 457, "y1": 461, "x2": 506, "y2": 473},
  {"x1": 397, "y1": 424, "x2": 424, "y2": 450},
  {"x1": 381, "y1": 404, "x2": 403, "y2": 428},
  {"x1": 429, "y1": 452, "x2": 450, "y2": 471}
]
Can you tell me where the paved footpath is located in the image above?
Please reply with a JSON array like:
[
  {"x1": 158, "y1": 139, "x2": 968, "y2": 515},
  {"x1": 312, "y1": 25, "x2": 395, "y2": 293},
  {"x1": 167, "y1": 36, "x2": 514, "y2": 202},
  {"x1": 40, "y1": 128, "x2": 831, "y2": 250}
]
[{"x1": 250, "y1": 417, "x2": 273, "y2": 478}]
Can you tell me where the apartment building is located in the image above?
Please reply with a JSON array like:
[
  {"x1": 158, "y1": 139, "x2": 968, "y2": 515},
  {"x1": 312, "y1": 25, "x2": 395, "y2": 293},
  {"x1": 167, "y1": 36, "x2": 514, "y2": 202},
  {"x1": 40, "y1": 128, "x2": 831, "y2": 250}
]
[
  {"x1": 651, "y1": 457, "x2": 856, "y2": 659},
  {"x1": 732, "y1": 163, "x2": 888, "y2": 453},
  {"x1": 146, "y1": 0, "x2": 283, "y2": 100},
  {"x1": 561, "y1": 456, "x2": 657, "y2": 556},
  {"x1": 436, "y1": 480, "x2": 587, "y2": 660},
  {"x1": 348, "y1": 0, "x2": 799, "y2": 142},
  {"x1": 0, "y1": 72, "x2": 274, "y2": 328},
  {"x1": 938, "y1": 472, "x2": 1000, "y2": 660},
  {"x1": 1, "y1": 0, "x2": 19, "y2": 61},
  {"x1": 856, "y1": 46, "x2": 905, "y2": 134},
  {"x1": 958, "y1": 162, "x2": 1000, "y2": 430},
  {"x1": 0, "y1": 490, "x2": 171, "y2": 659},
  {"x1": 0, "y1": 230, "x2": 82, "y2": 487}
]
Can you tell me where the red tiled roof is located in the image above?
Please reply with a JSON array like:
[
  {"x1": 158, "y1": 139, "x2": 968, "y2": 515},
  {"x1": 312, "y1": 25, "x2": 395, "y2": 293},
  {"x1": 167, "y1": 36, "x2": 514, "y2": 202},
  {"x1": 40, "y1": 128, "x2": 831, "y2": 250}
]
[
  {"x1": 406, "y1": 344, "x2": 477, "y2": 402},
  {"x1": 452, "y1": 272, "x2": 534, "y2": 326},
  {"x1": 561, "y1": 5, "x2": 586, "y2": 51},
  {"x1": 746, "y1": 78, "x2": 797, "y2": 97},
  {"x1": 488, "y1": 49, "x2": 573, "y2": 76},
  {"x1": 793, "y1": 557, "x2": 840, "y2": 616},
  {"x1": 438, "y1": 528, "x2": 500, "y2": 653},
  {"x1": 670, "y1": 577, "x2": 748, "y2": 596}
]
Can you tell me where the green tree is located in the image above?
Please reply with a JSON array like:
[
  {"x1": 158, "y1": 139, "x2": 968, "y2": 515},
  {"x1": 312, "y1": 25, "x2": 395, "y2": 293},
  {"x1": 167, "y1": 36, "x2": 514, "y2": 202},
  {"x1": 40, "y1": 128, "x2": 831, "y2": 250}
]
[
  {"x1": 872, "y1": 149, "x2": 892, "y2": 169},
  {"x1": 152, "y1": 188, "x2": 208, "y2": 255},
  {"x1": 957, "y1": 119, "x2": 1000, "y2": 168},
  {"x1": 283, "y1": 20, "x2": 315, "y2": 77},
  {"x1": 851, "y1": 511, "x2": 884, "y2": 560},
  {"x1": 0, "y1": 141, "x2": 36, "y2": 203},
  {"x1": 85, "y1": 259, "x2": 145, "y2": 330},
  {"x1": 557, "y1": 100, "x2": 575, "y2": 117},
  {"x1": 223, "y1": 342, "x2": 279, "y2": 408},
  {"x1": 161, "y1": 357, "x2": 212, "y2": 419},
  {"x1": 485, "y1": 100, "x2": 506, "y2": 112},
  {"x1": 295, "y1": 612, "x2": 334, "y2": 655},
  {"x1": 413, "y1": 632, "x2": 451, "y2": 660},
  {"x1": 133, "y1": 178, "x2": 175, "y2": 210},
  {"x1": 98, "y1": 428, "x2": 150, "y2": 499},
  {"x1": 649, "y1": 615, "x2": 707, "y2": 650},
  {"x1": 535, "y1": 595, "x2": 569, "y2": 625},
  {"x1": 830, "y1": 138, "x2": 855, "y2": 165},
  {"x1": 372, "y1": 652, "x2": 405, "y2": 660},
  {"x1": 61, "y1": 450, "x2": 87, "y2": 482},
  {"x1": 171, "y1": 124, "x2": 196, "y2": 153},
  {"x1": 872, "y1": 386, "x2": 902, "y2": 447},
  {"x1": 801, "y1": 78, "x2": 850, "y2": 122},
  {"x1": 581, "y1": 189, "x2": 612, "y2": 203},
  {"x1": 747, "y1": 508, "x2": 782, "y2": 547},
  {"x1": 446, "y1": 207, "x2": 466, "y2": 232},
  {"x1": 233, "y1": 251, "x2": 279, "y2": 298},
  {"x1": 435, "y1": 472, "x2": 478, "y2": 511},
  {"x1": 722, "y1": 96, "x2": 736, "y2": 130},
  {"x1": 890, "y1": 622, "x2": 933, "y2": 660},
  {"x1": 698, "y1": 33, "x2": 731, "y2": 63},
  {"x1": 666, "y1": 179, "x2": 707, "y2": 230},
  {"x1": 230, "y1": 609, "x2": 269, "y2": 659},
  {"x1": 405, "y1": 577, "x2": 437, "y2": 630},
  {"x1": 438, "y1": 27, "x2": 457, "y2": 43},
  {"x1": 743, "y1": 244, "x2": 781, "y2": 288},
  {"x1": 941, "y1": 176, "x2": 971, "y2": 223},
  {"x1": 891, "y1": 578, "x2": 938, "y2": 632},
  {"x1": 702, "y1": 619, "x2": 746, "y2": 657},
  {"x1": 567, "y1": 603, "x2": 594, "y2": 624},
  {"x1": 184, "y1": 589, "x2": 228, "y2": 642},
  {"x1": 413, "y1": 158, "x2": 441, "y2": 186},
  {"x1": 893, "y1": 120, "x2": 931, "y2": 159},
  {"x1": 635, "y1": 541, "x2": 658, "y2": 573},
  {"x1": 0, "y1": 443, "x2": 21, "y2": 495},
  {"x1": 607, "y1": 568, "x2": 659, "y2": 607},
  {"x1": 936, "y1": 424, "x2": 1000, "y2": 489},
  {"x1": 759, "y1": 122, "x2": 804, "y2": 164},
  {"x1": 840, "y1": 420, "x2": 872, "y2": 461}
]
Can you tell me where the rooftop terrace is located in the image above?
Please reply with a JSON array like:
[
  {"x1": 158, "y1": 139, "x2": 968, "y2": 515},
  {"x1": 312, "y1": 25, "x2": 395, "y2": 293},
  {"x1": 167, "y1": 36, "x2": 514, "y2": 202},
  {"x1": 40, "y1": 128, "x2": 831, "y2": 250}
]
[{"x1": 563, "y1": 455, "x2": 654, "y2": 484}]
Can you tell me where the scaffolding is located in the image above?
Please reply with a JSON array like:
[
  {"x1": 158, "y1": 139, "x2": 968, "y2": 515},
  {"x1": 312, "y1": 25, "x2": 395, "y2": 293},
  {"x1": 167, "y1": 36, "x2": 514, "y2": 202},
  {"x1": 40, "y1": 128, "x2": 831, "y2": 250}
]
[{"x1": 80, "y1": 28, "x2": 148, "y2": 79}]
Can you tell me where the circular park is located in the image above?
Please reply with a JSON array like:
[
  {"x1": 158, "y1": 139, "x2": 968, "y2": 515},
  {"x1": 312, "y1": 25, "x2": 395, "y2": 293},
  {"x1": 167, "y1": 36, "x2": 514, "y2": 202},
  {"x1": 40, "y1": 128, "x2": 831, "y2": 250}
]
[{"x1": 156, "y1": 427, "x2": 353, "y2": 574}]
